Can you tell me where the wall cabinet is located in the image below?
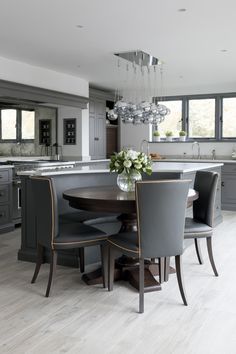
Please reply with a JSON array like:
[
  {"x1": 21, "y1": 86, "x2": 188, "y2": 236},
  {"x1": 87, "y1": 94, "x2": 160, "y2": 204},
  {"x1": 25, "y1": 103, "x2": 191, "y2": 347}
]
[
  {"x1": 63, "y1": 118, "x2": 76, "y2": 145},
  {"x1": 39, "y1": 119, "x2": 51, "y2": 145},
  {"x1": 221, "y1": 164, "x2": 236, "y2": 210},
  {"x1": 89, "y1": 89, "x2": 119, "y2": 159},
  {"x1": 89, "y1": 97, "x2": 106, "y2": 159}
]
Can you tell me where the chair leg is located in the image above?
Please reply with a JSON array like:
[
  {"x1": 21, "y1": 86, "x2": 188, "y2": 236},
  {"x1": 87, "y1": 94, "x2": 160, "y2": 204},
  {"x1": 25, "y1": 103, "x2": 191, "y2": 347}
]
[
  {"x1": 108, "y1": 246, "x2": 116, "y2": 291},
  {"x1": 100, "y1": 244, "x2": 108, "y2": 288},
  {"x1": 78, "y1": 248, "x2": 85, "y2": 273},
  {"x1": 45, "y1": 250, "x2": 57, "y2": 297},
  {"x1": 31, "y1": 243, "x2": 44, "y2": 283},
  {"x1": 175, "y1": 255, "x2": 188, "y2": 306},
  {"x1": 164, "y1": 257, "x2": 170, "y2": 282},
  {"x1": 206, "y1": 237, "x2": 219, "y2": 276},
  {"x1": 158, "y1": 257, "x2": 165, "y2": 283},
  {"x1": 194, "y1": 238, "x2": 204, "y2": 264},
  {"x1": 139, "y1": 258, "x2": 145, "y2": 314}
]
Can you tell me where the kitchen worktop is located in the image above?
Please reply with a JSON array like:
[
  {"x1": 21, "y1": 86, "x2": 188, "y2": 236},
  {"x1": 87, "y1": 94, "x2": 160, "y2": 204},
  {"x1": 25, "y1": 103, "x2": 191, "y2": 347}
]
[
  {"x1": 0, "y1": 165, "x2": 14, "y2": 169},
  {"x1": 0, "y1": 156, "x2": 109, "y2": 164},
  {"x1": 17, "y1": 161, "x2": 224, "y2": 176},
  {"x1": 155, "y1": 158, "x2": 236, "y2": 163}
]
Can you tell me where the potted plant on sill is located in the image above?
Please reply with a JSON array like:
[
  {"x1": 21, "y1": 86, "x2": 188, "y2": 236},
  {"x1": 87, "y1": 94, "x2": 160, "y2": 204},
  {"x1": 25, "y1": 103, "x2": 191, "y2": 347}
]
[
  {"x1": 165, "y1": 131, "x2": 173, "y2": 142},
  {"x1": 153, "y1": 130, "x2": 161, "y2": 142},
  {"x1": 179, "y1": 130, "x2": 187, "y2": 142}
]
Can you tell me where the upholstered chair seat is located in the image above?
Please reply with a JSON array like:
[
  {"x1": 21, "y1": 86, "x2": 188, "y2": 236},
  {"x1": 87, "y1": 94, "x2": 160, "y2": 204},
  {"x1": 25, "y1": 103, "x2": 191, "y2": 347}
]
[
  {"x1": 184, "y1": 218, "x2": 213, "y2": 237},
  {"x1": 108, "y1": 232, "x2": 139, "y2": 254},
  {"x1": 60, "y1": 211, "x2": 118, "y2": 225},
  {"x1": 52, "y1": 223, "x2": 107, "y2": 249}
]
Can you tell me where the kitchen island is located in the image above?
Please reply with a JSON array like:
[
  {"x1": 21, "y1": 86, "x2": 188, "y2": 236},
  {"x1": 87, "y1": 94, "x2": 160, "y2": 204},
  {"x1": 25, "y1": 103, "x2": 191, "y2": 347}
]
[{"x1": 18, "y1": 161, "x2": 223, "y2": 267}]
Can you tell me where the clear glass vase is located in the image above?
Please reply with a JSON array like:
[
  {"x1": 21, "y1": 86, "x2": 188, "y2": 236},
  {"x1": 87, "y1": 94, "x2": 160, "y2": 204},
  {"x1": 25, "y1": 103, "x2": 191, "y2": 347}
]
[{"x1": 117, "y1": 170, "x2": 142, "y2": 192}]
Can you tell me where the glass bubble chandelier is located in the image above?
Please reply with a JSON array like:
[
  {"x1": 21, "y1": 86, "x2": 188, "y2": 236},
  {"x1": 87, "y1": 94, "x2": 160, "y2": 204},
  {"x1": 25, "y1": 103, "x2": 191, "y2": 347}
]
[{"x1": 107, "y1": 50, "x2": 170, "y2": 125}]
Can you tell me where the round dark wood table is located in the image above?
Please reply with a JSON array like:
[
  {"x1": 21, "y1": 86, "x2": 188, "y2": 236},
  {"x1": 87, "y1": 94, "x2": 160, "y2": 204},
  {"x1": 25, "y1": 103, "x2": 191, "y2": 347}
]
[
  {"x1": 63, "y1": 185, "x2": 198, "y2": 230},
  {"x1": 63, "y1": 185, "x2": 198, "y2": 291}
]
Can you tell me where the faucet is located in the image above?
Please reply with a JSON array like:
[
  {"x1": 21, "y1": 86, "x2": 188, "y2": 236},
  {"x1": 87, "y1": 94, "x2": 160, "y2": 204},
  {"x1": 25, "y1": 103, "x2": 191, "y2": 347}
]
[
  {"x1": 140, "y1": 139, "x2": 150, "y2": 156},
  {"x1": 192, "y1": 141, "x2": 201, "y2": 159},
  {"x1": 211, "y1": 149, "x2": 216, "y2": 160}
]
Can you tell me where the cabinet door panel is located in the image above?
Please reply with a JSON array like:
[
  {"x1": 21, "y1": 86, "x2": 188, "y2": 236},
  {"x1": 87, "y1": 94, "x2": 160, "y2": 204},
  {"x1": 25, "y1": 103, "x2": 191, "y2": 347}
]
[
  {"x1": 89, "y1": 115, "x2": 96, "y2": 158},
  {"x1": 96, "y1": 117, "x2": 106, "y2": 158},
  {"x1": 221, "y1": 174, "x2": 236, "y2": 204},
  {"x1": 89, "y1": 100, "x2": 95, "y2": 114},
  {"x1": 96, "y1": 100, "x2": 106, "y2": 116}
]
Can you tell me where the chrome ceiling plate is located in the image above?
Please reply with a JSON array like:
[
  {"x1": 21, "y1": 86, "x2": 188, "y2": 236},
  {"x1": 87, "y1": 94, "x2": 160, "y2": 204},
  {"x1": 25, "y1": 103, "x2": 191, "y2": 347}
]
[{"x1": 114, "y1": 50, "x2": 159, "y2": 66}]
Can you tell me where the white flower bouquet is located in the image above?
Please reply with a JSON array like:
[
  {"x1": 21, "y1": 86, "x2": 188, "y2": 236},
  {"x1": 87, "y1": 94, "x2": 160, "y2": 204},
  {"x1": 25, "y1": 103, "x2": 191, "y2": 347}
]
[{"x1": 109, "y1": 149, "x2": 152, "y2": 176}]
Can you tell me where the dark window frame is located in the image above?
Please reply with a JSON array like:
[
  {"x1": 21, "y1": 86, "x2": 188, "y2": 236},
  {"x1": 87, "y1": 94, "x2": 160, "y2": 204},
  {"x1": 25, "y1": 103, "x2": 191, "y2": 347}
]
[
  {"x1": 0, "y1": 108, "x2": 35, "y2": 143},
  {"x1": 151, "y1": 92, "x2": 236, "y2": 142}
]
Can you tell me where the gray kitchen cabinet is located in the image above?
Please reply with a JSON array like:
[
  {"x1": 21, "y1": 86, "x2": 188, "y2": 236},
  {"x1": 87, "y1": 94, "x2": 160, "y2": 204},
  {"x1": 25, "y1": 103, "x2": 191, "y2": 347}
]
[
  {"x1": 0, "y1": 168, "x2": 14, "y2": 234},
  {"x1": 221, "y1": 164, "x2": 236, "y2": 211},
  {"x1": 89, "y1": 97, "x2": 106, "y2": 159}
]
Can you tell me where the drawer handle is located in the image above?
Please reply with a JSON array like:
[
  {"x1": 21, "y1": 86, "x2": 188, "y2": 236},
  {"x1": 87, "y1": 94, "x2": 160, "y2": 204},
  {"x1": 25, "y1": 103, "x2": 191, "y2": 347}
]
[
  {"x1": 0, "y1": 176, "x2": 3, "y2": 179},
  {"x1": 0, "y1": 192, "x2": 3, "y2": 196},
  {"x1": 0, "y1": 212, "x2": 4, "y2": 217}
]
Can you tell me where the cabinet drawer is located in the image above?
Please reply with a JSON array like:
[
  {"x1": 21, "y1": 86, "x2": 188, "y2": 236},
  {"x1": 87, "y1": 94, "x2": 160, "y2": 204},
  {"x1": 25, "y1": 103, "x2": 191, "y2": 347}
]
[
  {"x1": 0, "y1": 205, "x2": 10, "y2": 225},
  {"x1": 0, "y1": 170, "x2": 10, "y2": 183},
  {"x1": 0, "y1": 185, "x2": 9, "y2": 204},
  {"x1": 222, "y1": 164, "x2": 236, "y2": 173}
]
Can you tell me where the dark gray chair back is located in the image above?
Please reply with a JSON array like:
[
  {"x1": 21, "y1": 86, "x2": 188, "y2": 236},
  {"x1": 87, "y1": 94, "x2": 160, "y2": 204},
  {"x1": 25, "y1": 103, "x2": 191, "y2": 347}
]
[
  {"x1": 31, "y1": 177, "x2": 59, "y2": 248},
  {"x1": 193, "y1": 171, "x2": 219, "y2": 227},
  {"x1": 135, "y1": 180, "x2": 190, "y2": 259}
]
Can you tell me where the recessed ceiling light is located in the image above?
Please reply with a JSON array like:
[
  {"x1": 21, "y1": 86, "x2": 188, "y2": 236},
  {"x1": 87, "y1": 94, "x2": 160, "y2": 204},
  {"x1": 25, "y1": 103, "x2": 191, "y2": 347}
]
[
  {"x1": 178, "y1": 8, "x2": 187, "y2": 12},
  {"x1": 76, "y1": 24, "x2": 84, "y2": 29},
  {"x1": 220, "y1": 49, "x2": 228, "y2": 52}
]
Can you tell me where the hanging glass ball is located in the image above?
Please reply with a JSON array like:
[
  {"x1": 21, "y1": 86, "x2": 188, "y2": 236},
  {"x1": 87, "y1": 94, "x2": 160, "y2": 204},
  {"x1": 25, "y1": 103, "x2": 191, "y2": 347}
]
[
  {"x1": 133, "y1": 117, "x2": 143, "y2": 125},
  {"x1": 107, "y1": 109, "x2": 118, "y2": 121},
  {"x1": 128, "y1": 103, "x2": 137, "y2": 112},
  {"x1": 133, "y1": 109, "x2": 143, "y2": 118}
]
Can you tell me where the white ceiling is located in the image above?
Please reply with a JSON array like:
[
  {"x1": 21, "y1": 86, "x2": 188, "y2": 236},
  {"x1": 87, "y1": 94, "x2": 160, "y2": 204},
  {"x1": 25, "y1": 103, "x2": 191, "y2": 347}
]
[{"x1": 0, "y1": 0, "x2": 236, "y2": 95}]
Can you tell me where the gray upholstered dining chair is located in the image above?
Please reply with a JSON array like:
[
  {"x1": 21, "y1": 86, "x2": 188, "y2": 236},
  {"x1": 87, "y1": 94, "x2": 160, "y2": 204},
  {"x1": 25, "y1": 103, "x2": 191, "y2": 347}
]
[
  {"x1": 30, "y1": 176, "x2": 109, "y2": 297},
  {"x1": 107, "y1": 180, "x2": 190, "y2": 313},
  {"x1": 60, "y1": 212, "x2": 119, "y2": 273},
  {"x1": 184, "y1": 170, "x2": 219, "y2": 276}
]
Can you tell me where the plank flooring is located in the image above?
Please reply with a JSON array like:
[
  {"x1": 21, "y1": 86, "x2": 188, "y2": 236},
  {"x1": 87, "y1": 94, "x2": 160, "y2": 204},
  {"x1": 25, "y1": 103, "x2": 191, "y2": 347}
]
[{"x1": 0, "y1": 211, "x2": 236, "y2": 354}]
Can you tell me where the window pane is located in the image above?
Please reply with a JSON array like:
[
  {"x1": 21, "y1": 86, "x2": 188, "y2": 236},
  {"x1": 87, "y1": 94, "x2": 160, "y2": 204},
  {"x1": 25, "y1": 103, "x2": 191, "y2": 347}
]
[
  {"x1": 157, "y1": 100, "x2": 182, "y2": 137},
  {"x1": 1, "y1": 109, "x2": 17, "y2": 140},
  {"x1": 222, "y1": 97, "x2": 236, "y2": 138},
  {"x1": 21, "y1": 110, "x2": 35, "y2": 139},
  {"x1": 188, "y1": 99, "x2": 215, "y2": 138}
]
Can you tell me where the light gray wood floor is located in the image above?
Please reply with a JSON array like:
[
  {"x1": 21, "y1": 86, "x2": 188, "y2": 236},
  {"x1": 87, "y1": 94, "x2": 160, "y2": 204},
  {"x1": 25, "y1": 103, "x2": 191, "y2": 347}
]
[{"x1": 0, "y1": 211, "x2": 236, "y2": 354}]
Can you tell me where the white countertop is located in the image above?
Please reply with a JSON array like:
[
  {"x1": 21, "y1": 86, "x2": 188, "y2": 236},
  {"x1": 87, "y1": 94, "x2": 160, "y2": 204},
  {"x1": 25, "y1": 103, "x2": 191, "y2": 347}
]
[
  {"x1": 17, "y1": 161, "x2": 223, "y2": 176},
  {"x1": 0, "y1": 165, "x2": 14, "y2": 169},
  {"x1": 155, "y1": 158, "x2": 236, "y2": 163}
]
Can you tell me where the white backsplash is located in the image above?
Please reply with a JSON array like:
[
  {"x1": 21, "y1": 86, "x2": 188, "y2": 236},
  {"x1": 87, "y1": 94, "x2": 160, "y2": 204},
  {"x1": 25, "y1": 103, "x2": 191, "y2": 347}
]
[{"x1": 150, "y1": 141, "x2": 236, "y2": 159}]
